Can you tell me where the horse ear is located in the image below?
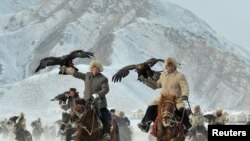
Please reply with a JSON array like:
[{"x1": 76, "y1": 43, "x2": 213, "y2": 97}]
[{"x1": 75, "y1": 98, "x2": 85, "y2": 105}]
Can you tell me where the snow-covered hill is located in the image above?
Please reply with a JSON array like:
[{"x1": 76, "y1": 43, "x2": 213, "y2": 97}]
[{"x1": 0, "y1": 0, "x2": 249, "y2": 127}]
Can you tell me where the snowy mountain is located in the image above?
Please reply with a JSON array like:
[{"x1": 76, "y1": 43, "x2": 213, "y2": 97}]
[{"x1": 0, "y1": 0, "x2": 250, "y2": 124}]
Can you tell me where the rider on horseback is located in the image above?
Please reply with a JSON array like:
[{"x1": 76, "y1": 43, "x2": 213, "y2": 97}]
[
  {"x1": 67, "y1": 88, "x2": 80, "y2": 112},
  {"x1": 189, "y1": 105, "x2": 206, "y2": 137},
  {"x1": 138, "y1": 57, "x2": 192, "y2": 133},
  {"x1": 15, "y1": 112, "x2": 26, "y2": 140},
  {"x1": 61, "y1": 60, "x2": 111, "y2": 141},
  {"x1": 213, "y1": 109, "x2": 228, "y2": 125}
]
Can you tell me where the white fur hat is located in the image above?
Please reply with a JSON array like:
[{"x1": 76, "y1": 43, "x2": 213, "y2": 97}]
[
  {"x1": 164, "y1": 57, "x2": 180, "y2": 68},
  {"x1": 89, "y1": 60, "x2": 103, "y2": 72}
]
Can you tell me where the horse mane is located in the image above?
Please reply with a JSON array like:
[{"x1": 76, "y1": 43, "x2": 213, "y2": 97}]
[
  {"x1": 75, "y1": 98, "x2": 86, "y2": 105},
  {"x1": 157, "y1": 94, "x2": 177, "y2": 121}
]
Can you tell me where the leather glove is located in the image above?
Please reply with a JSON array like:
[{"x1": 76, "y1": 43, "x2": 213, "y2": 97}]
[
  {"x1": 182, "y1": 95, "x2": 188, "y2": 101},
  {"x1": 60, "y1": 66, "x2": 75, "y2": 75},
  {"x1": 92, "y1": 94, "x2": 99, "y2": 99}
]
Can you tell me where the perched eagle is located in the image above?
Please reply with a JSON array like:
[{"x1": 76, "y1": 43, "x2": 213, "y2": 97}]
[
  {"x1": 112, "y1": 58, "x2": 164, "y2": 83},
  {"x1": 35, "y1": 50, "x2": 94, "y2": 74},
  {"x1": 51, "y1": 91, "x2": 70, "y2": 105},
  {"x1": 7, "y1": 116, "x2": 19, "y2": 124}
]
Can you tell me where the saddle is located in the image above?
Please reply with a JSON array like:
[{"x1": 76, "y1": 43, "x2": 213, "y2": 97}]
[{"x1": 92, "y1": 107, "x2": 114, "y2": 133}]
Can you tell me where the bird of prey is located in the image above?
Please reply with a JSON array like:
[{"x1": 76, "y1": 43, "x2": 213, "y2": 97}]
[
  {"x1": 7, "y1": 116, "x2": 19, "y2": 124},
  {"x1": 203, "y1": 114, "x2": 216, "y2": 124},
  {"x1": 112, "y1": 58, "x2": 164, "y2": 83},
  {"x1": 35, "y1": 50, "x2": 94, "y2": 74},
  {"x1": 51, "y1": 91, "x2": 70, "y2": 105}
]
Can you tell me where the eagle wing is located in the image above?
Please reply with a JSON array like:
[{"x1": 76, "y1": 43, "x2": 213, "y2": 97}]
[
  {"x1": 112, "y1": 65, "x2": 137, "y2": 82},
  {"x1": 68, "y1": 50, "x2": 94, "y2": 60},
  {"x1": 204, "y1": 114, "x2": 215, "y2": 122},
  {"x1": 145, "y1": 58, "x2": 164, "y2": 67},
  {"x1": 35, "y1": 57, "x2": 63, "y2": 73},
  {"x1": 9, "y1": 116, "x2": 19, "y2": 123},
  {"x1": 51, "y1": 91, "x2": 69, "y2": 102}
]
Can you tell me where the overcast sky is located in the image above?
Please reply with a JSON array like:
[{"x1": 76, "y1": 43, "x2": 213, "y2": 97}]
[{"x1": 167, "y1": 0, "x2": 250, "y2": 52}]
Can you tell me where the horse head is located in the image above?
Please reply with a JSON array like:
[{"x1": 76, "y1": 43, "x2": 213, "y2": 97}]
[
  {"x1": 71, "y1": 99, "x2": 90, "y2": 122},
  {"x1": 60, "y1": 112, "x2": 71, "y2": 132},
  {"x1": 158, "y1": 94, "x2": 177, "y2": 127}
]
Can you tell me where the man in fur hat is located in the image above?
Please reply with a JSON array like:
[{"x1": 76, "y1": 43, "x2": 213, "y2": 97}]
[
  {"x1": 213, "y1": 109, "x2": 227, "y2": 125},
  {"x1": 189, "y1": 105, "x2": 206, "y2": 137},
  {"x1": 138, "y1": 57, "x2": 192, "y2": 133},
  {"x1": 15, "y1": 112, "x2": 26, "y2": 140},
  {"x1": 60, "y1": 60, "x2": 111, "y2": 140},
  {"x1": 67, "y1": 88, "x2": 80, "y2": 112}
]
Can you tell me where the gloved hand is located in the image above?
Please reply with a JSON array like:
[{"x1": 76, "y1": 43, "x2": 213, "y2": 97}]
[
  {"x1": 182, "y1": 95, "x2": 188, "y2": 101},
  {"x1": 92, "y1": 93, "x2": 99, "y2": 99},
  {"x1": 60, "y1": 66, "x2": 75, "y2": 75}
]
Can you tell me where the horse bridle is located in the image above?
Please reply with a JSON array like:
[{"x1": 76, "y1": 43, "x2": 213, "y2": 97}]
[
  {"x1": 72, "y1": 102, "x2": 98, "y2": 136},
  {"x1": 72, "y1": 104, "x2": 88, "y2": 122},
  {"x1": 161, "y1": 99, "x2": 185, "y2": 127}
]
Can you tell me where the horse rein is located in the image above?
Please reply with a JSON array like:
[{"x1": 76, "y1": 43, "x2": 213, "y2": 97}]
[
  {"x1": 161, "y1": 99, "x2": 186, "y2": 126},
  {"x1": 73, "y1": 104, "x2": 97, "y2": 136}
]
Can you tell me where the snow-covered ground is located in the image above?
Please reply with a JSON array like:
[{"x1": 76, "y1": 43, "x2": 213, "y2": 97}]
[{"x1": 0, "y1": 118, "x2": 152, "y2": 141}]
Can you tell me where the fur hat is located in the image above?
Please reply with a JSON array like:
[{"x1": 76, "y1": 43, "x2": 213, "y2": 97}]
[
  {"x1": 164, "y1": 57, "x2": 180, "y2": 68},
  {"x1": 216, "y1": 108, "x2": 223, "y2": 114},
  {"x1": 20, "y1": 112, "x2": 25, "y2": 117},
  {"x1": 119, "y1": 111, "x2": 125, "y2": 117},
  {"x1": 110, "y1": 109, "x2": 116, "y2": 113},
  {"x1": 194, "y1": 105, "x2": 200, "y2": 110},
  {"x1": 69, "y1": 88, "x2": 76, "y2": 93},
  {"x1": 89, "y1": 60, "x2": 103, "y2": 72}
]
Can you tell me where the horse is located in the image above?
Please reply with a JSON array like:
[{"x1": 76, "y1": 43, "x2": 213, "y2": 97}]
[
  {"x1": 43, "y1": 124, "x2": 57, "y2": 141},
  {"x1": 115, "y1": 118, "x2": 132, "y2": 141},
  {"x1": 71, "y1": 99, "x2": 118, "y2": 141},
  {"x1": 31, "y1": 123, "x2": 44, "y2": 141},
  {"x1": 156, "y1": 95, "x2": 185, "y2": 141},
  {"x1": 54, "y1": 120, "x2": 65, "y2": 141},
  {"x1": 0, "y1": 119, "x2": 10, "y2": 139},
  {"x1": 7, "y1": 116, "x2": 32, "y2": 141},
  {"x1": 59, "y1": 112, "x2": 76, "y2": 141},
  {"x1": 187, "y1": 126, "x2": 207, "y2": 141}
]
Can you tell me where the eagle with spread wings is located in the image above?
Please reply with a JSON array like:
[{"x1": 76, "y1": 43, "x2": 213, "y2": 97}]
[
  {"x1": 35, "y1": 50, "x2": 94, "y2": 74},
  {"x1": 51, "y1": 91, "x2": 70, "y2": 104},
  {"x1": 112, "y1": 58, "x2": 164, "y2": 83}
]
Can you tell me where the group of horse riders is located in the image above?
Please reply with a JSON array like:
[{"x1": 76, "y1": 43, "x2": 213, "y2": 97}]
[
  {"x1": 1, "y1": 112, "x2": 33, "y2": 141},
  {"x1": 58, "y1": 56, "x2": 193, "y2": 140},
  {"x1": 2, "y1": 56, "x2": 229, "y2": 141}
]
